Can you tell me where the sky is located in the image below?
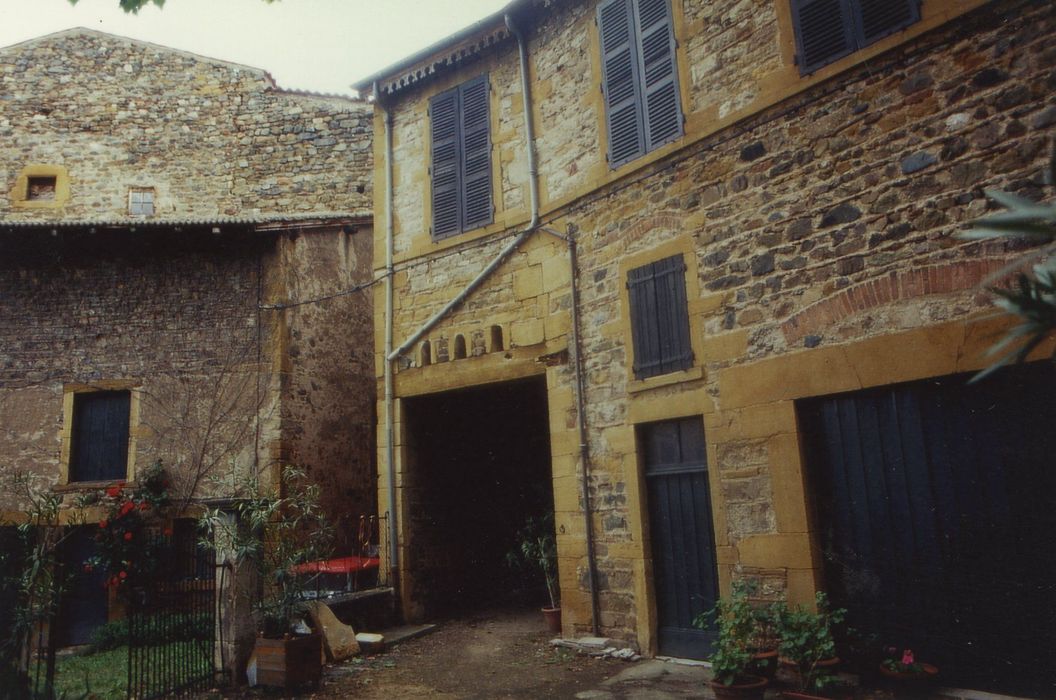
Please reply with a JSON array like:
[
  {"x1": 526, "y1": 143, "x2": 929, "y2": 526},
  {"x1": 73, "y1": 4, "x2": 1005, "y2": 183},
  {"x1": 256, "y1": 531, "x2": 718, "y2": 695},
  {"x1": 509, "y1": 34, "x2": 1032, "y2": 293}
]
[{"x1": 0, "y1": 0, "x2": 510, "y2": 96}]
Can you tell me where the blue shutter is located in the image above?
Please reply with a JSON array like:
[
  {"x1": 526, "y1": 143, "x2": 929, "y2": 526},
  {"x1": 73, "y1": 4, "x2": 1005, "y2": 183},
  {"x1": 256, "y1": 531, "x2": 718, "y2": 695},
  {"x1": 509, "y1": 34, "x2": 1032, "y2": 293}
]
[
  {"x1": 430, "y1": 86, "x2": 461, "y2": 239},
  {"x1": 628, "y1": 263, "x2": 661, "y2": 378},
  {"x1": 70, "y1": 391, "x2": 130, "y2": 482},
  {"x1": 634, "y1": 0, "x2": 682, "y2": 152},
  {"x1": 459, "y1": 75, "x2": 493, "y2": 231},
  {"x1": 854, "y1": 0, "x2": 920, "y2": 45},
  {"x1": 791, "y1": 0, "x2": 856, "y2": 74},
  {"x1": 652, "y1": 254, "x2": 693, "y2": 374},
  {"x1": 599, "y1": 0, "x2": 645, "y2": 167}
]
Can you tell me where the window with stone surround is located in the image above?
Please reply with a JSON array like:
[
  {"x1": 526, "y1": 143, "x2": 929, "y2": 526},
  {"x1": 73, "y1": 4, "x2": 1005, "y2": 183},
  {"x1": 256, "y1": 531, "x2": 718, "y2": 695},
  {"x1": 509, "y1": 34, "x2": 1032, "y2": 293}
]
[
  {"x1": 626, "y1": 254, "x2": 693, "y2": 380},
  {"x1": 128, "y1": 187, "x2": 155, "y2": 217},
  {"x1": 68, "y1": 390, "x2": 131, "y2": 483},
  {"x1": 429, "y1": 73, "x2": 492, "y2": 240},
  {"x1": 597, "y1": 0, "x2": 682, "y2": 169},
  {"x1": 791, "y1": 0, "x2": 921, "y2": 75},
  {"x1": 27, "y1": 176, "x2": 57, "y2": 201}
]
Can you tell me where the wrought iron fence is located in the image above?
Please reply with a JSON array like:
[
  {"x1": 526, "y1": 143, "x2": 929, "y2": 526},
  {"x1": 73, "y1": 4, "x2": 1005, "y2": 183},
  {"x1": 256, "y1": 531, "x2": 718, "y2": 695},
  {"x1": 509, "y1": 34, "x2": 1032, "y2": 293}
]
[{"x1": 126, "y1": 526, "x2": 223, "y2": 699}]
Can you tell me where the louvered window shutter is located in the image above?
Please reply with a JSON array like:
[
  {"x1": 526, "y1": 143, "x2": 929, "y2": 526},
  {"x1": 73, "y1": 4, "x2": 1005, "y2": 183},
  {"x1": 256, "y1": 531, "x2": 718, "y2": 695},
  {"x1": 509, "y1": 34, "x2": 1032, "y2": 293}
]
[
  {"x1": 853, "y1": 0, "x2": 920, "y2": 46},
  {"x1": 430, "y1": 86, "x2": 462, "y2": 239},
  {"x1": 627, "y1": 255, "x2": 693, "y2": 380},
  {"x1": 459, "y1": 75, "x2": 493, "y2": 231},
  {"x1": 599, "y1": 0, "x2": 645, "y2": 168},
  {"x1": 634, "y1": 0, "x2": 682, "y2": 152},
  {"x1": 791, "y1": 0, "x2": 855, "y2": 74}
]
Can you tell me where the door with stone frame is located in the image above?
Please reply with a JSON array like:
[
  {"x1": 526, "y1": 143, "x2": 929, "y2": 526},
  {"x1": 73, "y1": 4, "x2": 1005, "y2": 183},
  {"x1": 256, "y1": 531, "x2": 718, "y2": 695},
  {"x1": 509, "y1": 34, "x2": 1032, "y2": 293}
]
[{"x1": 641, "y1": 416, "x2": 719, "y2": 658}]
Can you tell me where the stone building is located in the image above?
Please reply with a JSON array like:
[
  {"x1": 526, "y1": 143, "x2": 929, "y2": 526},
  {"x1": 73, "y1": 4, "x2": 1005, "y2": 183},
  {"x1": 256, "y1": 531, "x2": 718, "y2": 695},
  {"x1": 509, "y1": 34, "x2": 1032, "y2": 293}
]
[
  {"x1": 355, "y1": 0, "x2": 1056, "y2": 694},
  {"x1": 0, "y1": 28, "x2": 375, "y2": 647}
]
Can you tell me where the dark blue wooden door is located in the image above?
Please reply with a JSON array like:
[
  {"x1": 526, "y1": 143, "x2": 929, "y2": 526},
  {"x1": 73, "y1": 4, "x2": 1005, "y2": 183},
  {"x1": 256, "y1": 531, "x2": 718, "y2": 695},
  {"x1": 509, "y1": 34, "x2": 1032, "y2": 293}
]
[
  {"x1": 58, "y1": 527, "x2": 108, "y2": 647},
  {"x1": 799, "y1": 362, "x2": 1056, "y2": 697},
  {"x1": 641, "y1": 417, "x2": 718, "y2": 658}
]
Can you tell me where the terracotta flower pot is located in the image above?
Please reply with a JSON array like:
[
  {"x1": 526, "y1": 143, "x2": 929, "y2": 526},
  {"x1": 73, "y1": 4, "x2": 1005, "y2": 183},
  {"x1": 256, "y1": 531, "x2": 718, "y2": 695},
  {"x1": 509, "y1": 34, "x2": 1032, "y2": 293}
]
[
  {"x1": 542, "y1": 606, "x2": 562, "y2": 634},
  {"x1": 750, "y1": 648, "x2": 779, "y2": 679},
  {"x1": 709, "y1": 674, "x2": 768, "y2": 700}
]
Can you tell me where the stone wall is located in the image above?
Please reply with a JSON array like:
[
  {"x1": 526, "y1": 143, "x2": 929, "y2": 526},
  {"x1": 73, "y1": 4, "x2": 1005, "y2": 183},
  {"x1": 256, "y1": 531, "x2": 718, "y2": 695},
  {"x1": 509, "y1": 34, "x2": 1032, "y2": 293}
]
[
  {"x1": 375, "y1": 0, "x2": 1055, "y2": 651},
  {"x1": 0, "y1": 228, "x2": 277, "y2": 509},
  {"x1": 0, "y1": 29, "x2": 372, "y2": 222}
]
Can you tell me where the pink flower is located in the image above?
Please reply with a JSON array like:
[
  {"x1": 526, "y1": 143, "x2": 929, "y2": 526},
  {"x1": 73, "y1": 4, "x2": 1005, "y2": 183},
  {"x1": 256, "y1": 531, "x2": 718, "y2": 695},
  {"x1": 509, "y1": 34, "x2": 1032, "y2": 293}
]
[{"x1": 901, "y1": 650, "x2": 915, "y2": 665}]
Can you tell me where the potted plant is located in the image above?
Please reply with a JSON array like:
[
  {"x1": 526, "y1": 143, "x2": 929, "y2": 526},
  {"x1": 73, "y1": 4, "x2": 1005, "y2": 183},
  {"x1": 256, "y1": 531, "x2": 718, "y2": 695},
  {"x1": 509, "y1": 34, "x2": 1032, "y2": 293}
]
[
  {"x1": 776, "y1": 592, "x2": 848, "y2": 699},
  {"x1": 879, "y1": 647, "x2": 938, "y2": 696},
  {"x1": 507, "y1": 514, "x2": 560, "y2": 633},
  {"x1": 199, "y1": 465, "x2": 333, "y2": 690},
  {"x1": 695, "y1": 582, "x2": 769, "y2": 699}
]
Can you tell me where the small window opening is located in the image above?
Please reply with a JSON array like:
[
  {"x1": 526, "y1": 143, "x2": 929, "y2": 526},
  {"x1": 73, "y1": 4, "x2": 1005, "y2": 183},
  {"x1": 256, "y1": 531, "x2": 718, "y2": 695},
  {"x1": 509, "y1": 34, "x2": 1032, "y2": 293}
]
[
  {"x1": 129, "y1": 188, "x2": 155, "y2": 217},
  {"x1": 489, "y1": 325, "x2": 504, "y2": 353},
  {"x1": 420, "y1": 340, "x2": 432, "y2": 367},
  {"x1": 453, "y1": 335, "x2": 467, "y2": 360},
  {"x1": 27, "y1": 176, "x2": 57, "y2": 201}
]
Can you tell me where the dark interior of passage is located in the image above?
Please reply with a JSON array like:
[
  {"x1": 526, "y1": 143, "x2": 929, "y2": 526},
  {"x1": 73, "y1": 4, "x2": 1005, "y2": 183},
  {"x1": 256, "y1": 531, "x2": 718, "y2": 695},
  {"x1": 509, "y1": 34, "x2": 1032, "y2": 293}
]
[
  {"x1": 798, "y1": 362, "x2": 1056, "y2": 697},
  {"x1": 404, "y1": 376, "x2": 554, "y2": 616}
]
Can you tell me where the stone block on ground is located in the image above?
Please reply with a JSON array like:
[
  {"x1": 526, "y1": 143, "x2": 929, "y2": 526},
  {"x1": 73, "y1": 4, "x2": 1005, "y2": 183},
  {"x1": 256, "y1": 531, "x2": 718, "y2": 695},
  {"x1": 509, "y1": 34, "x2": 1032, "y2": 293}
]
[{"x1": 306, "y1": 601, "x2": 360, "y2": 661}]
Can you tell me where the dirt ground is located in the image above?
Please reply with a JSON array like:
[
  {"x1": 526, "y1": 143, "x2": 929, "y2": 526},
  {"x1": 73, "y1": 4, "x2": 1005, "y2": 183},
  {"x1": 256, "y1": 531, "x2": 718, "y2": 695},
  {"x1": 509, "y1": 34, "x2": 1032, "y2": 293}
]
[{"x1": 311, "y1": 607, "x2": 621, "y2": 699}]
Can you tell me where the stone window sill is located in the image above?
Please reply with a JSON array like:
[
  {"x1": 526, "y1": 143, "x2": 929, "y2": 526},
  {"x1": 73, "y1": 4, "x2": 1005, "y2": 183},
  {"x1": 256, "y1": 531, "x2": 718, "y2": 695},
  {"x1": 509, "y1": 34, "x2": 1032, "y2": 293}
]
[{"x1": 627, "y1": 365, "x2": 704, "y2": 394}]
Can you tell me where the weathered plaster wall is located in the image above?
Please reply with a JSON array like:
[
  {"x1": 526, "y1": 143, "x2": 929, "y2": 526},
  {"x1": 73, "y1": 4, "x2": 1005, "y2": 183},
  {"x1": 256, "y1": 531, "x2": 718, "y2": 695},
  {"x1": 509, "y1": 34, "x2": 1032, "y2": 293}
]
[
  {"x1": 0, "y1": 29, "x2": 372, "y2": 222},
  {"x1": 376, "y1": 0, "x2": 1055, "y2": 651}
]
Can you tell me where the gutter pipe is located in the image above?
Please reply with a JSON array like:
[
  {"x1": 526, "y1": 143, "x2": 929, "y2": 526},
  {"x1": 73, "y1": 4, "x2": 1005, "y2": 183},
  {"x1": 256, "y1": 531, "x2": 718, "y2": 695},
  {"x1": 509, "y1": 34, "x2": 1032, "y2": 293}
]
[
  {"x1": 386, "y1": 12, "x2": 540, "y2": 363},
  {"x1": 375, "y1": 81, "x2": 400, "y2": 593},
  {"x1": 543, "y1": 225, "x2": 601, "y2": 636}
]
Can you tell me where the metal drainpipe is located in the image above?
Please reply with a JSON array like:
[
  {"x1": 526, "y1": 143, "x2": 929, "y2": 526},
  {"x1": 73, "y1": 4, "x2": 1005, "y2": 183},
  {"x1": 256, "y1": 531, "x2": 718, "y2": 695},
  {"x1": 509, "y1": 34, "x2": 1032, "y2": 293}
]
[
  {"x1": 388, "y1": 13, "x2": 541, "y2": 363},
  {"x1": 542, "y1": 226, "x2": 601, "y2": 636},
  {"x1": 509, "y1": 10, "x2": 601, "y2": 636},
  {"x1": 375, "y1": 81, "x2": 400, "y2": 594}
]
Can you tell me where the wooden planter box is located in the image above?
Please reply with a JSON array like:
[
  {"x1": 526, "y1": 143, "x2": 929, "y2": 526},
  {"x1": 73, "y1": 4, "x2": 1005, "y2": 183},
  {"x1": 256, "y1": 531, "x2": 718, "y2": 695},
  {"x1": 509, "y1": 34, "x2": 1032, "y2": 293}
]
[{"x1": 254, "y1": 632, "x2": 322, "y2": 690}]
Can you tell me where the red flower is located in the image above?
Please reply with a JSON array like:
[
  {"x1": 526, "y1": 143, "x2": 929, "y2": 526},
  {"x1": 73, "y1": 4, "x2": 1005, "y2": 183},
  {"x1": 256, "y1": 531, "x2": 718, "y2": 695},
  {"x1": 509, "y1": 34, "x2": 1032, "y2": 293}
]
[
  {"x1": 83, "y1": 564, "x2": 93, "y2": 573},
  {"x1": 119, "y1": 501, "x2": 135, "y2": 516},
  {"x1": 118, "y1": 571, "x2": 127, "y2": 580},
  {"x1": 106, "y1": 485, "x2": 122, "y2": 498},
  {"x1": 124, "y1": 532, "x2": 133, "y2": 541},
  {"x1": 99, "y1": 519, "x2": 109, "y2": 529},
  {"x1": 901, "y1": 650, "x2": 915, "y2": 665},
  {"x1": 139, "y1": 501, "x2": 149, "y2": 511},
  {"x1": 163, "y1": 528, "x2": 173, "y2": 538}
]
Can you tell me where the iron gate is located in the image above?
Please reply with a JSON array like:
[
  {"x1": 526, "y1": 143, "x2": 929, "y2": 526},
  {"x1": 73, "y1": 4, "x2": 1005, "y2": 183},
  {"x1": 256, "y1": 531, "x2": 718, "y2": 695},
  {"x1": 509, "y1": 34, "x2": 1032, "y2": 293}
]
[{"x1": 127, "y1": 526, "x2": 222, "y2": 699}]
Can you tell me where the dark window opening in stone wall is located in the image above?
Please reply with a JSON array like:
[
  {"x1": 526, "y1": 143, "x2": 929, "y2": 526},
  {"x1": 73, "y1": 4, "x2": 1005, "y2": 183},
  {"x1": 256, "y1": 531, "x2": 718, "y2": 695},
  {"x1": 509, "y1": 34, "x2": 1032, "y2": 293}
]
[
  {"x1": 27, "y1": 176, "x2": 57, "y2": 201},
  {"x1": 128, "y1": 187, "x2": 155, "y2": 216},
  {"x1": 627, "y1": 254, "x2": 693, "y2": 379},
  {"x1": 69, "y1": 390, "x2": 131, "y2": 483}
]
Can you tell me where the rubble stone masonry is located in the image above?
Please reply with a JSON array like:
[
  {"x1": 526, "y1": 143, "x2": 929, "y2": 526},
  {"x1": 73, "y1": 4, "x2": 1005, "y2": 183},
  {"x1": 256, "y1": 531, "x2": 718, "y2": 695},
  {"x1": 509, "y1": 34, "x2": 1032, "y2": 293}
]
[
  {"x1": 375, "y1": 0, "x2": 1055, "y2": 652},
  {"x1": 0, "y1": 29, "x2": 376, "y2": 524}
]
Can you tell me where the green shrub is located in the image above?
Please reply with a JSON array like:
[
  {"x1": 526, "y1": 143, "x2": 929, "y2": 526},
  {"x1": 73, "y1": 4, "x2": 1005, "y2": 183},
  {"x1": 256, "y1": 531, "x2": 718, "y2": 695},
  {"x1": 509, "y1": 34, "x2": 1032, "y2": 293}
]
[{"x1": 89, "y1": 613, "x2": 212, "y2": 653}]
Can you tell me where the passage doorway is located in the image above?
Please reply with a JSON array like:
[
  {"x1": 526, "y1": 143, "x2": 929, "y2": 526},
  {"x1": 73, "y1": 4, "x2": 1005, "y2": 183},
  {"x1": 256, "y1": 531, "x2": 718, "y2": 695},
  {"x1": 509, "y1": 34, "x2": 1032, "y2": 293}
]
[
  {"x1": 402, "y1": 376, "x2": 554, "y2": 617},
  {"x1": 640, "y1": 417, "x2": 719, "y2": 659},
  {"x1": 799, "y1": 362, "x2": 1056, "y2": 697}
]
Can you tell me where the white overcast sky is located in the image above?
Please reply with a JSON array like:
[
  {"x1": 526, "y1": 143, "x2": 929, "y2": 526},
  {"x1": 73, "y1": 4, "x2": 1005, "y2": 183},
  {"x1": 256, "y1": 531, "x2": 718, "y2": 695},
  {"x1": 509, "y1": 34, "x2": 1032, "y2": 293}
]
[{"x1": 0, "y1": 0, "x2": 510, "y2": 96}]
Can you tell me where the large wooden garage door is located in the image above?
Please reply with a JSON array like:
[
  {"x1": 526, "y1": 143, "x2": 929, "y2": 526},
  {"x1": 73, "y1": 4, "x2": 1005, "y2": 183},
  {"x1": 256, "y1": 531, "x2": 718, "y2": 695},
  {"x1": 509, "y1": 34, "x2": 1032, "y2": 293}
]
[{"x1": 799, "y1": 362, "x2": 1056, "y2": 697}]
